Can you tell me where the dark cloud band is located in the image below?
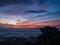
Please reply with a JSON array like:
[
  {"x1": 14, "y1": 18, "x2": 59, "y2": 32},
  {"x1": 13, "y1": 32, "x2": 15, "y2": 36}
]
[{"x1": 25, "y1": 10, "x2": 48, "y2": 13}]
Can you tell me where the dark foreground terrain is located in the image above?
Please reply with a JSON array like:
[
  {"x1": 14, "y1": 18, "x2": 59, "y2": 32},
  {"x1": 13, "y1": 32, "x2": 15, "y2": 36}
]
[{"x1": 0, "y1": 26, "x2": 60, "y2": 45}]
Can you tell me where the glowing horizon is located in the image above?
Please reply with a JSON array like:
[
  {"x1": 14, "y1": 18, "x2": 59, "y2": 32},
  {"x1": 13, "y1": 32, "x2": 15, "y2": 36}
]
[
  {"x1": 0, "y1": 19, "x2": 60, "y2": 28},
  {"x1": 0, "y1": 0, "x2": 60, "y2": 28}
]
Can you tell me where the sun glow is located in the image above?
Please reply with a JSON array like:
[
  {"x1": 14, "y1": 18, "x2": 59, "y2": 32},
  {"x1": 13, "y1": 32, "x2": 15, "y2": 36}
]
[{"x1": 8, "y1": 21, "x2": 17, "y2": 25}]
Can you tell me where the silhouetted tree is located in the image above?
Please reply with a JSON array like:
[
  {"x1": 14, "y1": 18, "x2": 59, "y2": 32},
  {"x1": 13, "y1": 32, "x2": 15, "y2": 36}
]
[{"x1": 36, "y1": 26, "x2": 60, "y2": 45}]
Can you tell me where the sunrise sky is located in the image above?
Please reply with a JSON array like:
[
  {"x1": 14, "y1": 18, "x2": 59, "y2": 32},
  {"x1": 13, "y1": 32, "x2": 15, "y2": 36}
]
[{"x1": 0, "y1": 0, "x2": 60, "y2": 28}]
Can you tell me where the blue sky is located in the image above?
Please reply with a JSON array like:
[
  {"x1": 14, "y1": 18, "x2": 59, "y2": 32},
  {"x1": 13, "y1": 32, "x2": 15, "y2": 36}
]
[{"x1": 0, "y1": 0, "x2": 60, "y2": 28}]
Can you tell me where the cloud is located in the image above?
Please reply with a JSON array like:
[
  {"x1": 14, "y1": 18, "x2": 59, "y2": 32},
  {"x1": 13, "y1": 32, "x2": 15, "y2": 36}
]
[
  {"x1": 42, "y1": 20, "x2": 60, "y2": 23},
  {"x1": 45, "y1": 11, "x2": 60, "y2": 20},
  {"x1": 27, "y1": 11, "x2": 60, "y2": 22},
  {"x1": 0, "y1": 3, "x2": 48, "y2": 15},
  {"x1": 42, "y1": 20, "x2": 60, "y2": 28},
  {"x1": 0, "y1": 0, "x2": 47, "y2": 6},
  {"x1": 0, "y1": 4, "x2": 27, "y2": 15},
  {"x1": 0, "y1": 19, "x2": 60, "y2": 28},
  {"x1": 25, "y1": 10, "x2": 48, "y2": 13},
  {"x1": 46, "y1": 11, "x2": 60, "y2": 15},
  {"x1": 32, "y1": 15, "x2": 46, "y2": 18},
  {"x1": 39, "y1": 11, "x2": 60, "y2": 21},
  {"x1": 0, "y1": 0, "x2": 32, "y2": 6}
]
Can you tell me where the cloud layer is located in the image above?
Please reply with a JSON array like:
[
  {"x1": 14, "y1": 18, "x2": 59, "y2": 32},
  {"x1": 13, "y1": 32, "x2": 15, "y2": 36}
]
[{"x1": 0, "y1": 0, "x2": 60, "y2": 28}]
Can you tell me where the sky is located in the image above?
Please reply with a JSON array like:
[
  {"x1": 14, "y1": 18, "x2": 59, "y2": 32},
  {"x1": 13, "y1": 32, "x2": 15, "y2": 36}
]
[{"x1": 0, "y1": 0, "x2": 60, "y2": 28}]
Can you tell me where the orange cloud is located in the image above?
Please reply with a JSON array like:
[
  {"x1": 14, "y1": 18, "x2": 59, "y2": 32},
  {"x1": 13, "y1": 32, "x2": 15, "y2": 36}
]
[{"x1": 0, "y1": 20, "x2": 60, "y2": 28}]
